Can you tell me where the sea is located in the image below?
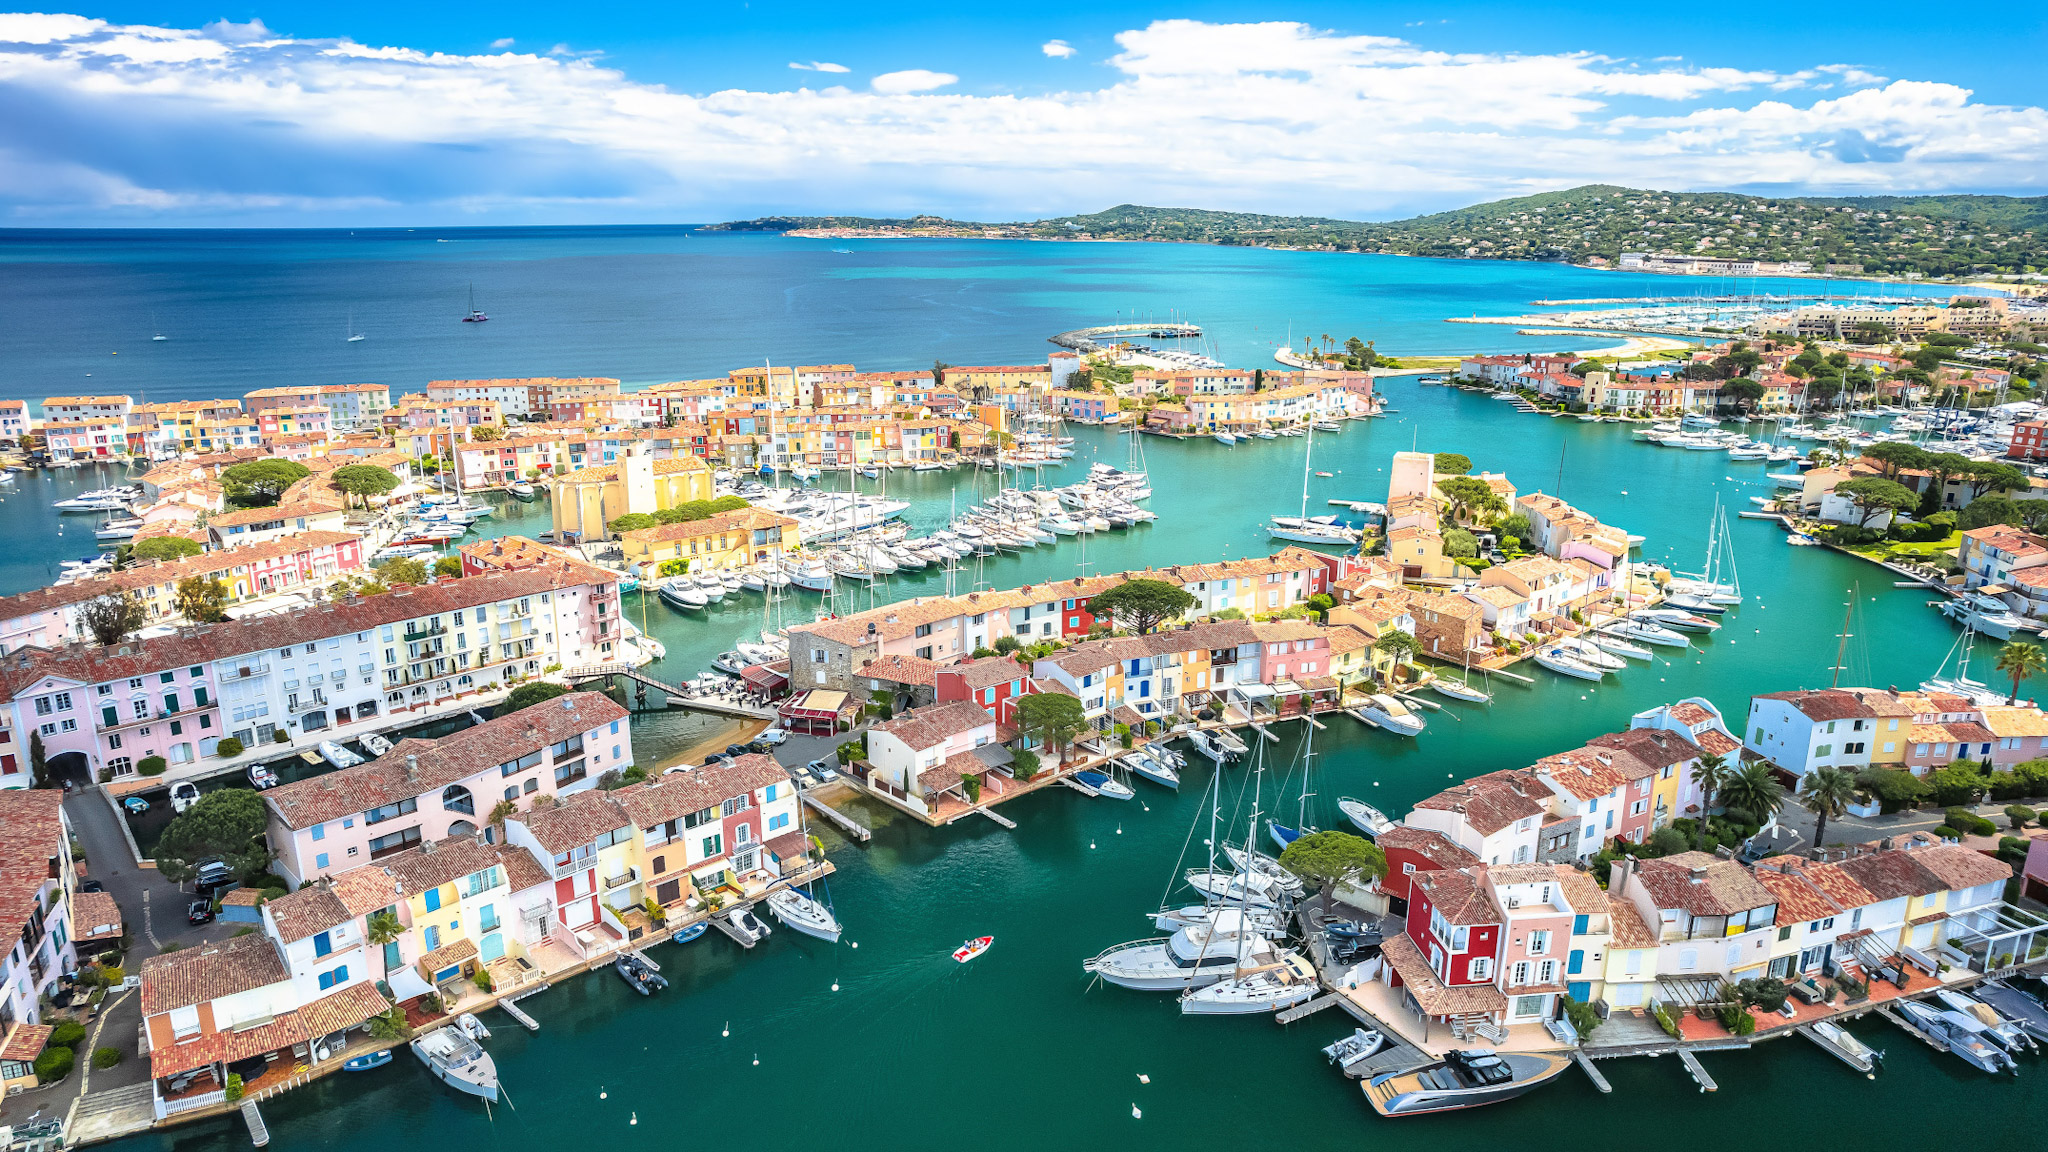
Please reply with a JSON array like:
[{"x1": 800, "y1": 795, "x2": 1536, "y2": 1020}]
[{"x1": 0, "y1": 230, "x2": 2032, "y2": 1150}]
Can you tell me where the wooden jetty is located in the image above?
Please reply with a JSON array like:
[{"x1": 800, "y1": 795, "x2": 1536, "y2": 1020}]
[
  {"x1": 802, "y1": 792, "x2": 872, "y2": 843},
  {"x1": 709, "y1": 911, "x2": 763, "y2": 949},
  {"x1": 1275, "y1": 992, "x2": 1344, "y2": 1025},
  {"x1": 974, "y1": 806, "x2": 1018, "y2": 829},
  {"x1": 1573, "y1": 1051, "x2": 1612, "y2": 1093},
  {"x1": 1875, "y1": 1005, "x2": 1949, "y2": 1053},
  {"x1": 1061, "y1": 775, "x2": 1102, "y2": 797},
  {"x1": 241, "y1": 1100, "x2": 268, "y2": 1147},
  {"x1": 499, "y1": 996, "x2": 540, "y2": 1032},
  {"x1": 1676, "y1": 1049, "x2": 1718, "y2": 1092},
  {"x1": 629, "y1": 948, "x2": 662, "y2": 973}
]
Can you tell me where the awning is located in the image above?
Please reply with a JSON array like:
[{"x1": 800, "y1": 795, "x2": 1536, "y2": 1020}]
[
  {"x1": 740, "y1": 663, "x2": 789, "y2": 691},
  {"x1": 387, "y1": 966, "x2": 434, "y2": 1003},
  {"x1": 1232, "y1": 682, "x2": 1275, "y2": 700}
]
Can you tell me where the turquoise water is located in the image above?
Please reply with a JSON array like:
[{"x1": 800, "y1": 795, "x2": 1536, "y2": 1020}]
[
  {"x1": 0, "y1": 227, "x2": 1960, "y2": 403},
  {"x1": 0, "y1": 232, "x2": 2017, "y2": 1148}
]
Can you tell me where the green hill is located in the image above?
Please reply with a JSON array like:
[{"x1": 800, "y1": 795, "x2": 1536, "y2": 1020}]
[{"x1": 709, "y1": 185, "x2": 2048, "y2": 275}]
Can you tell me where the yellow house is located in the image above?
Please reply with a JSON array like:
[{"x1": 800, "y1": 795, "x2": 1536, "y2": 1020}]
[
  {"x1": 619, "y1": 509, "x2": 799, "y2": 578},
  {"x1": 551, "y1": 450, "x2": 713, "y2": 540}
]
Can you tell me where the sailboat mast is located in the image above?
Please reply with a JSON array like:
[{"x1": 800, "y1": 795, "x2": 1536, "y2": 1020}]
[{"x1": 1829, "y1": 586, "x2": 1856, "y2": 688}]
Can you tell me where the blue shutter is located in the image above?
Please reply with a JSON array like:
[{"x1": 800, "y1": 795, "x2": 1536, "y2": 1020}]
[
  {"x1": 1567, "y1": 949, "x2": 1584, "y2": 975},
  {"x1": 1573, "y1": 914, "x2": 1588, "y2": 935},
  {"x1": 313, "y1": 931, "x2": 332, "y2": 957}
]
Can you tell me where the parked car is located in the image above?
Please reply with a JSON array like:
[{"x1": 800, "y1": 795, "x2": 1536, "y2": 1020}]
[
  {"x1": 725, "y1": 744, "x2": 748, "y2": 758},
  {"x1": 186, "y1": 899, "x2": 215, "y2": 925},
  {"x1": 806, "y1": 758, "x2": 839, "y2": 782},
  {"x1": 121, "y1": 796, "x2": 150, "y2": 816},
  {"x1": 78, "y1": 879, "x2": 104, "y2": 894},
  {"x1": 756, "y1": 728, "x2": 788, "y2": 746},
  {"x1": 193, "y1": 860, "x2": 236, "y2": 895}
]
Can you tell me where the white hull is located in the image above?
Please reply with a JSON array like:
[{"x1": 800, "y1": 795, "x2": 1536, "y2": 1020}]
[{"x1": 766, "y1": 888, "x2": 843, "y2": 943}]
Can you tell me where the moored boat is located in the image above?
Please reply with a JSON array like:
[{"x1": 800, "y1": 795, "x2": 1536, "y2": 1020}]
[
  {"x1": 766, "y1": 886, "x2": 844, "y2": 943},
  {"x1": 1337, "y1": 797, "x2": 1394, "y2": 837},
  {"x1": 1362, "y1": 1049, "x2": 1572, "y2": 1116},
  {"x1": 410, "y1": 1025, "x2": 500, "y2": 1102}
]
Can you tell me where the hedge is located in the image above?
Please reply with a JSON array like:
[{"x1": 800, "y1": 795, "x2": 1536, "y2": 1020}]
[{"x1": 33, "y1": 1046, "x2": 73, "y2": 1083}]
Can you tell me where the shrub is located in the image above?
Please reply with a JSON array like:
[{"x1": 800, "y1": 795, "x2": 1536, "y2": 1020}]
[
  {"x1": 1560, "y1": 995, "x2": 1601, "y2": 1039},
  {"x1": 215, "y1": 737, "x2": 245, "y2": 758},
  {"x1": 137, "y1": 756, "x2": 167, "y2": 777},
  {"x1": 224, "y1": 1072, "x2": 244, "y2": 1102},
  {"x1": 1931, "y1": 825, "x2": 1963, "y2": 841},
  {"x1": 48, "y1": 1021, "x2": 86, "y2": 1049},
  {"x1": 1732, "y1": 1010, "x2": 1758, "y2": 1037},
  {"x1": 2007, "y1": 804, "x2": 2038, "y2": 830},
  {"x1": 33, "y1": 1046, "x2": 73, "y2": 1083},
  {"x1": 1651, "y1": 1002, "x2": 1680, "y2": 1038},
  {"x1": 472, "y1": 969, "x2": 493, "y2": 992},
  {"x1": 272, "y1": 730, "x2": 290, "y2": 744},
  {"x1": 1943, "y1": 806, "x2": 1997, "y2": 837},
  {"x1": 92, "y1": 1046, "x2": 122, "y2": 1069},
  {"x1": 1989, "y1": 773, "x2": 2030, "y2": 801},
  {"x1": 1998, "y1": 836, "x2": 2030, "y2": 864},
  {"x1": 1010, "y1": 748, "x2": 1041, "y2": 782},
  {"x1": 1930, "y1": 764, "x2": 1989, "y2": 807},
  {"x1": 1857, "y1": 767, "x2": 1931, "y2": 813}
]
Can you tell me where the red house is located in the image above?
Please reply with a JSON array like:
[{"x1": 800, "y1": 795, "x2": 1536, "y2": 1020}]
[
  {"x1": 1375, "y1": 826, "x2": 1481, "y2": 911},
  {"x1": 935, "y1": 658, "x2": 1027, "y2": 717},
  {"x1": 1402, "y1": 867, "x2": 1503, "y2": 987}
]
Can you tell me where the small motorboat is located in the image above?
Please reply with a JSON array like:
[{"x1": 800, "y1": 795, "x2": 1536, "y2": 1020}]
[
  {"x1": 1220, "y1": 844, "x2": 1306, "y2": 898},
  {"x1": 506, "y1": 480, "x2": 536, "y2": 501},
  {"x1": 1314, "y1": 470, "x2": 1334, "y2": 478},
  {"x1": 1603, "y1": 619, "x2": 1688, "y2": 647},
  {"x1": 169, "y1": 781, "x2": 201, "y2": 813},
  {"x1": 457, "y1": 1013, "x2": 490, "y2": 1041},
  {"x1": 1337, "y1": 797, "x2": 1394, "y2": 838},
  {"x1": 1428, "y1": 675, "x2": 1491, "y2": 704},
  {"x1": 1355, "y1": 693, "x2": 1426, "y2": 736},
  {"x1": 342, "y1": 1049, "x2": 392, "y2": 1072},
  {"x1": 1805, "y1": 1019, "x2": 1883, "y2": 1074},
  {"x1": 1323, "y1": 1028, "x2": 1388, "y2": 1075},
  {"x1": 669, "y1": 922, "x2": 707, "y2": 945},
  {"x1": 360, "y1": 731, "x2": 394, "y2": 757},
  {"x1": 615, "y1": 951, "x2": 669, "y2": 995},
  {"x1": 247, "y1": 764, "x2": 278, "y2": 790},
  {"x1": 1267, "y1": 819, "x2": 1312, "y2": 851},
  {"x1": 410, "y1": 1025, "x2": 500, "y2": 1102},
  {"x1": 725, "y1": 907, "x2": 773, "y2": 944},
  {"x1": 953, "y1": 936, "x2": 993, "y2": 963},
  {"x1": 318, "y1": 740, "x2": 363, "y2": 769},
  {"x1": 1588, "y1": 632, "x2": 1654, "y2": 661},
  {"x1": 1640, "y1": 608, "x2": 1719, "y2": 633},
  {"x1": 765, "y1": 887, "x2": 844, "y2": 943}
]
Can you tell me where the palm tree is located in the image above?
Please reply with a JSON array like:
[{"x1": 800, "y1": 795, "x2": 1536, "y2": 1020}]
[
  {"x1": 1720, "y1": 762, "x2": 1786, "y2": 825},
  {"x1": 1798, "y1": 766, "x2": 1858, "y2": 859},
  {"x1": 1995, "y1": 640, "x2": 2047, "y2": 705},
  {"x1": 365, "y1": 909, "x2": 403, "y2": 976},
  {"x1": 1693, "y1": 752, "x2": 1732, "y2": 816}
]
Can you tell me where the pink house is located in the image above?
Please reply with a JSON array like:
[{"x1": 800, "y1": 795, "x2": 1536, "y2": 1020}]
[
  {"x1": 1249, "y1": 621, "x2": 1329, "y2": 683},
  {"x1": 1484, "y1": 864, "x2": 1578, "y2": 1025},
  {"x1": 263, "y1": 693, "x2": 629, "y2": 886},
  {"x1": 862, "y1": 699, "x2": 1011, "y2": 814}
]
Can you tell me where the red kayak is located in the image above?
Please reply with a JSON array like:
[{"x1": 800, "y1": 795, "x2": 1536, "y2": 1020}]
[{"x1": 952, "y1": 936, "x2": 993, "y2": 963}]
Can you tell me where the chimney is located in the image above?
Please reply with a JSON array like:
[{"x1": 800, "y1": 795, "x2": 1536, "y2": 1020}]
[
  {"x1": 405, "y1": 754, "x2": 418, "y2": 782},
  {"x1": 1688, "y1": 865, "x2": 1708, "y2": 883}
]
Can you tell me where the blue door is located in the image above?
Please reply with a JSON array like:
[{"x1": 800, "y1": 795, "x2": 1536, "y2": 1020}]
[{"x1": 1567, "y1": 981, "x2": 1591, "y2": 1002}]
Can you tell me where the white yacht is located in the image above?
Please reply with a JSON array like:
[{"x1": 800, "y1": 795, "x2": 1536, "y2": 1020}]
[
  {"x1": 659, "y1": 582, "x2": 708, "y2": 611},
  {"x1": 1534, "y1": 645, "x2": 1605, "y2": 680},
  {"x1": 1084, "y1": 911, "x2": 1280, "y2": 991},
  {"x1": 1178, "y1": 952, "x2": 1320, "y2": 1015},
  {"x1": 1940, "y1": 592, "x2": 2035, "y2": 641},
  {"x1": 1355, "y1": 693, "x2": 1426, "y2": 736},
  {"x1": 765, "y1": 887, "x2": 843, "y2": 943},
  {"x1": 1337, "y1": 797, "x2": 1395, "y2": 838},
  {"x1": 1602, "y1": 619, "x2": 1688, "y2": 647},
  {"x1": 411, "y1": 1025, "x2": 500, "y2": 1102},
  {"x1": 1182, "y1": 868, "x2": 1287, "y2": 909}
]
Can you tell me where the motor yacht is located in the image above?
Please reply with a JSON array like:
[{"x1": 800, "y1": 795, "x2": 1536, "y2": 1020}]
[
  {"x1": 1084, "y1": 911, "x2": 1280, "y2": 991},
  {"x1": 1355, "y1": 693, "x2": 1426, "y2": 736}
]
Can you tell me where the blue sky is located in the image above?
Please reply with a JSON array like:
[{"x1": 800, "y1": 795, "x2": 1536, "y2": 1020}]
[{"x1": 1, "y1": 4, "x2": 2043, "y2": 225}]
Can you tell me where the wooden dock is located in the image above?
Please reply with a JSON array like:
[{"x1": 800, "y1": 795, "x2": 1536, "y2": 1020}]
[
  {"x1": 802, "y1": 792, "x2": 872, "y2": 843},
  {"x1": 974, "y1": 806, "x2": 1017, "y2": 829},
  {"x1": 1345, "y1": 709, "x2": 1381, "y2": 730},
  {"x1": 1247, "y1": 721, "x2": 1279, "y2": 742},
  {"x1": 1573, "y1": 1051, "x2": 1612, "y2": 1093},
  {"x1": 1275, "y1": 992, "x2": 1345, "y2": 1024},
  {"x1": 1676, "y1": 1049, "x2": 1718, "y2": 1092},
  {"x1": 241, "y1": 1100, "x2": 268, "y2": 1147},
  {"x1": 498, "y1": 996, "x2": 540, "y2": 1032},
  {"x1": 564, "y1": 663, "x2": 774, "y2": 720},
  {"x1": 709, "y1": 913, "x2": 761, "y2": 949},
  {"x1": 1061, "y1": 775, "x2": 1101, "y2": 797},
  {"x1": 629, "y1": 948, "x2": 662, "y2": 973}
]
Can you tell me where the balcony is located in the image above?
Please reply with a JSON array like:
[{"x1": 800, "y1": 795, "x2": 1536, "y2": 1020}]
[
  {"x1": 225, "y1": 663, "x2": 270, "y2": 680},
  {"x1": 603, "y1": 865, "x2": 641, "y2": 892},
  {"x1": 402, "y1": 622, "x2": 447, "y2": 642}
]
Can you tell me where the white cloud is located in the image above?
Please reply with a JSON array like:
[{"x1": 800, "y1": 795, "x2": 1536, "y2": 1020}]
[
  {"x1": 871, "y1": 68, "x2": 956, "y2": 94},
  {"x1": 789, "y1": 60, "x2": 850, "y2": 72},
  {"x1": 490, "y1": 38, "x2": 516, "y2": 50},
  {"x1": 0, "y1": 16, "x2": 2038, "y2": 224},
  {"x1": 1041, "y1": 39, "x2": 1076, "y2": 58}
]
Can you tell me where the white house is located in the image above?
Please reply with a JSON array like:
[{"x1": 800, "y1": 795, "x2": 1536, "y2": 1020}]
[{"x1": 1404, "y1": 769, "x2": 1548, "y2": 867}]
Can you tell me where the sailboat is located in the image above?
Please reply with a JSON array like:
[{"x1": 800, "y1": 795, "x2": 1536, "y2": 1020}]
[
  {"x1": 1665, "y1": 498, "x2": 1741, "y2": 605},
  {"x1": 461, "y1": 285, "x2": 489, "y2": 323},
  {"x1": 1178, "y1": 737, "x2": 1319, "y2": 1016},
  {"x1": 1428, "y1": 647, "x2": 1492, "y2": 704},
  {"x1": 150, "y1": 312, "x2": 167, "y2": 342},
  {"x1": 1267, "y1": 424, "x2": 1362, "y2": 545},
  {"x1": 1267, "y1": 720, "x2": 1320, "y2": 850},
  {"x1": 347, "y1": 309, "x2": 366, "y2": 342}
]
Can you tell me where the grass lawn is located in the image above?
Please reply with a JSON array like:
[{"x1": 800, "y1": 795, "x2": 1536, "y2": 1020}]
[{"x1": 1845, "y1": 531, "x2": 1961, "y2": 561}]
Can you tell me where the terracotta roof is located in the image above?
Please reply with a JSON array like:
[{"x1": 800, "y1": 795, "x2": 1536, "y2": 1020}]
[
  {"x1": 0, "y1": 790, "x2": 64, "y2": 939},
  {"x1": 1753, "y1": 689, "x2": 1877, "y2": 723},
  {"x1": 1632, "y1": 852, "x2": 1777, "y2": 916},
  {"x1": 1534, "y1": 747, "x2": 1650, "y2": 801},
  {"x1": 266, "y1": 693, "x2": 627, "y2": 830},
  {"x1": 1411, "y1": 867, "x2": 1502, "y2": 926},
  {"x1": 1411, "y1": 769, "x2": 1547, "y2": 836},
  {"x1": 1752, "y1": 859, "x2": 1848, "y2": 922},
  {"x1": 71, "y1": 890, "x2": 124, "y2": 941},
  {"x1": 296, "y1": 980, "x2": 391, "y2": 1037},
  {"x1": 149, "y1": 1030, "x2": 226, "y2": 1079},
  {"x1": 1553, "y1": 865, "x2": 1609, "y2": 915},
  {"x1": 140, "y1": 932, "x2": 289, "y2": 1016},
  {"x1": 207, "y1": 500, "x2": 347, "y2": 528},
  {"x1": 417, "y1": 936, "x2": 479, "y2": 974},
  {"x1": 1694, "y1": 729, "x2": 1742, "y2": 756},
  {"x1": 1589, "y1": 727, "x2": 1701, "y2": 772},
  {"x1": 868, "y1": 699, "x2": 996, "y2": 752},
  {"x1": 380, "y1": 834, "x2": 510, "y2": 896},
  {"x1": 1375, "y1": 826, "x2": 1481, "y2": 871},
  {"x1": 1381, "y1": 933, "x2": 1508, "y2": 1016},
  {"x1": 0, "y1": 1024, "x2": 51, "y2": 1062},
  {"x1": 1908, "y1": 842, "x2": 2013, "y2": 891},
  {"x1": 936, "y1": 658, "x2": 1028, "y2": 691},
  {"x1": 917, "y1": 749, "x2": 996, "y2": 794},
  {"x1": 1607, "y1": 900, "x2": 1658, "y2": 948},
  {"x1": 263, "y1": 881, "x2": 354, "y2": 944},
  {"x1": 859, "y1": 654, "x2": 941, "y2": 688},
  {"x1": 614, "y1": 755, "x2": 790, "y2": 829},
  {"x1": 508, "y1": 789, "x2": 632, "y2": 856}
]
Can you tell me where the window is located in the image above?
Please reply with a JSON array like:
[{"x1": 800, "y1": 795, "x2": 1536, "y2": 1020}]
[
  {"x1": 315, "y1": 852, "x2": 330, "y2": 870},
  {"x1": 1529, "y1": 929, "x2": 1551, "y2": 955},
  {"x1": 1511, "y1": 961, "x2": 1529, "y2": 985},
  {"x1": 1467, "y1": 956, "x2": 1491, "y2": 981},
  {"x1": 1538, "y1": 959, "x2": 1555, "y2": 984},
  {"x1": 312, "y1": 823, "x2": 326, "y2": 842},
  {"x1": 550, "y1": 734, "x2": 584, "y2": 759},
  {"x1": 423, "y1": 925, "x2": 440, "y2": 951},
  {"x1": 554, "y1": 759, "x2": 587, "y2": 786},
  {"x1": 369, "y1": 826, "x2": 422, "y2": 858},
  {"x1": 364, "y1": 797, "x2": 418, "y2": 825},
  {"x1": 702, "y1": 833, "x2": 723, "y2": 858},
  {"x1": 313, "y1": 931, "x2": 333, "y2": 957}
]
